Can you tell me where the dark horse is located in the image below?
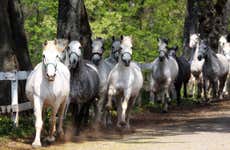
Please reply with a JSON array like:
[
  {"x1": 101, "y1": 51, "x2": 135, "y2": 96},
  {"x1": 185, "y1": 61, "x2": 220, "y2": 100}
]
[
  {"x1": 168, "y1": 46, "x2": 191, "y2": 105},
  {"x1": 64, "y1": 40, "x2": 100, "y2": 134}
]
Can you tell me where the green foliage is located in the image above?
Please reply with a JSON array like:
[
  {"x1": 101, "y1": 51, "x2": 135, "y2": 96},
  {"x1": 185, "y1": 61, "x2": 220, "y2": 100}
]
[
  {"x1": 0, "y1": 116, "x2": 34, "y2": 138},
  {"x1": 85, "y1": 0, "x2": 186, "y2": 62},
  {"x1": 21, "y1": 0, "x2": 58, "y2": 65},
  {"x1": 21, "y1": 0, "x2": 186, "y2": 64}
]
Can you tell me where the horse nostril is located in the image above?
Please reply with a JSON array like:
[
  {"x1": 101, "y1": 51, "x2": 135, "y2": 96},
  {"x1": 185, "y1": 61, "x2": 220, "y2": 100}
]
[
  {"x1": 197, "y1": 55, "x2": 202, "y2": 61},
  {"x1": 73, "y1": 59, "x2": 76, "y2": 64}
]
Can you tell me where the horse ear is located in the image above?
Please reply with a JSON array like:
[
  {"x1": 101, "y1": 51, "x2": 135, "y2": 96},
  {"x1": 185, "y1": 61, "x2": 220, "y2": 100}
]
[
  {"x1": 226, "y1": 33, "x2": 230, "y2": 42},
  {"x1": 120, "y1": 35, "x2": 124, "y2": 41},
  {"x1": 157, "y1": 37, "x2": 160, "y2": 42},
  {"x1": 43, "y1": 40, "x2": 48, "y2": 47},
  {"x1": 174, "y1": 46, "x2": 178, "y2": 51},
  {"x1": 164, "y1": 38, "x2": 169, "y2": 45},
  {"x1": 112, "y1": 36, "x2": 115, "y2": 41}
]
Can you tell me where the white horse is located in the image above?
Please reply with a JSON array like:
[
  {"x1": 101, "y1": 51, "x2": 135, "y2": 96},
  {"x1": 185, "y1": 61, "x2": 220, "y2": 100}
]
[
  {"x1": 218, "y1": 35, "x2": 227, "y2": 54},
  {"x1": 219, "y1": 36, "x2": 230, "y2": 96},
  {"x1": 189, "y1": 33, "x2": 204, "y2": 98},
  {"x1": 26, "y1": 40, "x2": 70, "y2": 147},
  {"x1": 105, "y1": 36, "x2": 143, "y2": 128}
]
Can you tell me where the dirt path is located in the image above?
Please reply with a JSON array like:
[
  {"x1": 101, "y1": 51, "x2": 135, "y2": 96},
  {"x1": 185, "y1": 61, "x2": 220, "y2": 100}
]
[{"x1": 1, "y1": 100, "x2": 230, "y2": 150}]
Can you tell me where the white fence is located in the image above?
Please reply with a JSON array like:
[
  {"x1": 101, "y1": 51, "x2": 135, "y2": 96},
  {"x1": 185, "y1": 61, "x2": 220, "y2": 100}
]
[{"x1": 0, "y1": 71, "x2": 33, "y2": 127}]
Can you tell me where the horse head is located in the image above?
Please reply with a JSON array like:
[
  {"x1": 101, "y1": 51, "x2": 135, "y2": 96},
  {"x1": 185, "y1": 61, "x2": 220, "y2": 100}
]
[
  {"x1": 67, "y1": 41, "x2": 82, "y2": 69},
  {"x1": 157, "y1": 37, "x2": 168, "y2": 62},
  {"x1": 168, "y1": 46, "x2": 178, "y2": 58},
  {"x1": 189, "y1": 33, "x2": 200, "y2": 48},
  {"x1": 91, "y1": 37, "x2": 104, "y2": 65},
  {"x1": 198, "y1": 40, "x2": 209, "y2": 61},
  {"x1": 111, "y1": 36, "x2": 121, "y2": 62},
  {"x1": 120, "y1": 35, "x2": 133, "y2": 66},
  {"x1": 42, "y1": 40, "x2": 60, "y2": 81}
]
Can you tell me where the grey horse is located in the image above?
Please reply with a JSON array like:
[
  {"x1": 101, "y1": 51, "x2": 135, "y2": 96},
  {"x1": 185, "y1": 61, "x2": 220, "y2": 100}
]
[
  {"x1": 168, "y1": 46, "x2": 191, "y2": 105},
  {"x1": 105, "y1": 36, "x2": 143, "y2": 128},
  {"x1": 63, "y1": 40, "x2": 100, "y2": 134},
  {"x1": 198, "y1": 40, "x2": 229, "y2": 100},
  {"x1": 105, "y1": 36, "x2": 121, "y2": 67},
  {"x1": 150, "y1": 38, "x2": 178, "y2": 112},
  {"x1": 91, "y1": 38, "x2": 114, "y2": 125}
]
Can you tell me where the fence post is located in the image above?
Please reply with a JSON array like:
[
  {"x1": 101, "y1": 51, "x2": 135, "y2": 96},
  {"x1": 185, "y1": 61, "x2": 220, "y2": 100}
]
[{"x1": 11, "y1": 79, "x2": 19, "y2": 127}]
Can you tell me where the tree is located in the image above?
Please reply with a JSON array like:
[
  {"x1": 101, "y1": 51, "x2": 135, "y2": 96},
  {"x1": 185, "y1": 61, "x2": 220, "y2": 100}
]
[
  {"x1": 0, "y1": 0, "x2": 32, "y2": 104},
  {"x1": 57, "y1": 0, "x2": 92, "y2": 59},
  {"x1": 183, "y1": 0, "x2": 230, "y2": 57}
]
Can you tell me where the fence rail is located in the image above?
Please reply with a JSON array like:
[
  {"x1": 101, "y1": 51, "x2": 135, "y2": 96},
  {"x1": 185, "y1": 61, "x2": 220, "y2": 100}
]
[{"x1": 0, "y1": 71, "x2": 32, "y2": 127}]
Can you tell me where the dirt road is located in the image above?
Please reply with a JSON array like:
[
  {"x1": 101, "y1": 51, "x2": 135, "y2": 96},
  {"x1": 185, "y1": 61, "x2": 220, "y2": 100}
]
[{"x1": 1, "y1": 100, "x2": 230, "y2": 150}]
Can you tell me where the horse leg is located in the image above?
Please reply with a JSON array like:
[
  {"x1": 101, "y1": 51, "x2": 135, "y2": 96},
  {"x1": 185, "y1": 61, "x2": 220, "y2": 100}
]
[
  {"x1": 120, "y1": 91, "x2": 131, "y2": 126},
  {"x1": 116, "y1": 98, "x2": 123, "y2": 128},
  {"x1": 218, "y1": 75, "x2": 227, "y2": 99},
  {"x1": 183, "y1": 81, "x2": 188, "y2": 98},
  {"x1": 57, "y1": 99, "x2": 67, "y2": 140},
  {"x1": 162, "y1": 88, "x2": 169, "y2": 113},
  {"x1": 175, "y1": 82, "x2": 182, "y2": 106},
  {"x1": 106, "y1": 86, "x2": 116, "y2": 110},
  {"x1": 32, "y1": 96, "x2": 44, "y2": 148},
  {"x1": 83, "y1": 102, "x2": 90, "y2": 126},
  {"x1": 73, "y1": 103, "x2": 81, "y2": 135},
  {"x1": 95, "y1": 95, "x2": 104, "y2": 126},
  {"x1": 203, "y1": 78, "x2": 208, "y2": 101},
  {"x1": 197, "y1": 77, "x2": 202, "y2": 98},
  {"x1": 46, "y1": 106, "x2": 58, "y2": 143},
  {"x1": 212, "y1": 80, "x2": 218, "y2": 99},
  {"x1": 126, "y1": 96, "x2": 136, "y2": 129}
]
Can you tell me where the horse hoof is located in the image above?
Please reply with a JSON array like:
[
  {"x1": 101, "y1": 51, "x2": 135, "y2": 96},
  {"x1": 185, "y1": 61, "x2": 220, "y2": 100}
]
[
  {"x1": 119, "y1": 121, "x2": 126, "y2": 127},
  {"x1": 32, "y1": 142, "x2": 42, "y2": 148},
  {"x1": 45, "y1": 136, "x2": 55, "y2": 143},
  {"x1": 105, "y1": 104, "x2": 112, "y2": 110},
  {"x1": 58, "y1": 131, "x2": 65, "y2": 141},
  {"x1": 162, "y1": 110, "x2": 168, "y2": 113}
]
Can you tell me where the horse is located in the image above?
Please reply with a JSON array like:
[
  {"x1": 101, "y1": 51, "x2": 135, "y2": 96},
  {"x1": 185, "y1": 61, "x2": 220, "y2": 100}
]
[
  {"x1": 63, "y1": 40, "x2": 100, "y2": 133},
  {"x1": 198, "y1": 40, "x2": 229, "y2": 100},
  {"x1": 105, "y1": 36, "x2": 143, "y2": 128},
  {"x1": 218, "y1": 36, "x2": 230, "y2": 96},
  {"x1": 218, "y1": 35, "x2": 227, "y2": 54},
  {"x1": 168, "y1": 46, "x2": 191, "y2": 105},
  {"x1": 91, "y1": 38, "x2": 114, "y2": 125},
  {"x1": 189, "y1": 33, "x2": 204, "y2": 98},
  {"x1": 25, "y1": 40, "x2": 70, "y2": 147},
  {"x1": 150, "y1": 38, "x2": 178, "y2": 112}
]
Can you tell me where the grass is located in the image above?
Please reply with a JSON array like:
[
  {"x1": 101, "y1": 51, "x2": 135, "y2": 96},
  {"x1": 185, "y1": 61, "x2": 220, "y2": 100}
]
[{"x1": 0, "y1": 115, "x2": 34, "y2": 139}]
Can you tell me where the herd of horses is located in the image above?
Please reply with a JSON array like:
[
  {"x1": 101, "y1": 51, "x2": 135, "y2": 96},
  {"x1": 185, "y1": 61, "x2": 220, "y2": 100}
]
[{"x1": 25, "y1": 34, "x2": 230, "y2": 147}]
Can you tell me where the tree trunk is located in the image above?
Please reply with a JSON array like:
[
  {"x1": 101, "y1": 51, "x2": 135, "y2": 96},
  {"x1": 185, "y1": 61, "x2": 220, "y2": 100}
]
[
  {"x1": 57, "y1": 0, "x2": 92, "y2": 60},
  {"x1": 184, "y1": 0, "x2": 229, "y2": 56},
  {"x1": 183, "y1": 0, "x2": 199, "y2": 59},
  {"x1": 0, "y1": 0, "x2": 32, "y2": 105}
]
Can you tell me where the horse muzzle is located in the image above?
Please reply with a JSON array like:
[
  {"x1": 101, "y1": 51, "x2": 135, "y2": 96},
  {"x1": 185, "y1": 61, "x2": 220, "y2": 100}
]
[
  {"x1": 91, "y1": 54, "x2": 101, "y2": 65},
  {"x1": 47, "y1": 74, "x2": 56, "y2": 81},
  {"x1": 123, "y1": 59, "x2": 131, "y2": 66},
  {"x1": 122, "y1": 52, "x2": 131, "y2": 66},
  {"x1": 197, "y1": 55, "x2": 203, "y2": 61}
]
